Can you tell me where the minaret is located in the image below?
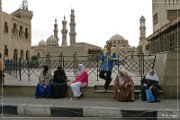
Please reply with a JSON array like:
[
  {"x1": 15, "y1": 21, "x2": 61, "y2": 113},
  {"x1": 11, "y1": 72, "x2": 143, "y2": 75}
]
[
  {"x1": 61, "y1": 16, "x2": 68, "y2": 46},
  {"x1": 139, "y1": 16, "x2": 146, "y2": 41},
  {"x1": 0, "y1": 0, "x2": 3, "y2": 54},
  {"x1": 138, "y1": 16, "x2": 148, "y2": 54},
  {"x1": 53, "y1": 18, "x2": 59, "y2": 41},
  {"x1": 69, "y1": 9, "x2": 76, "y2": 45}
]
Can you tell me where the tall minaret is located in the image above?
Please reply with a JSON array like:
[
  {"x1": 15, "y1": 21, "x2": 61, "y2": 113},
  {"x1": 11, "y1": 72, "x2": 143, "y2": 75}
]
[
  {"x1": 139, "y1": 16, "x2": 146, "y2": 41},
  {"x1": 61, "y1": 16, "x2": 68, "y2": 46},
  {"x1": 0, "y1": 0, "x2": 3, "y2": 54},
  {"x1": 54, "y1": 18, "x2": 59, "y2": 41},
  {"x1": 69, "y1": 9, "x2": 76, "y2": 45}
]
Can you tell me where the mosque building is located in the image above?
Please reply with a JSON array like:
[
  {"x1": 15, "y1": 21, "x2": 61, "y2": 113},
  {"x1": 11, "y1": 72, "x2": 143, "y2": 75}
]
[
  {"x1": 103, "y1": 34, "x2": 137, "y2": 59},
  {"x1": 1, "y1": 0, "x2": 138, "y2": 62},
  {"x1": 31, "y1": 9, "x2": 101, "y2": 59}
]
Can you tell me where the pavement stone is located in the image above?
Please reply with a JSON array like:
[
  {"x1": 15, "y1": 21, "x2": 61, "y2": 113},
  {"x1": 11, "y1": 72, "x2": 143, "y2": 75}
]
[{"x1": 0, "y1": 96, "x2": 179, "y2": 119}]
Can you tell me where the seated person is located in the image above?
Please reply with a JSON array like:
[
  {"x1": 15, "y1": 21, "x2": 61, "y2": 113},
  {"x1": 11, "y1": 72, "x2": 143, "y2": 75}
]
[
  {"x1": 52, "y1": 65, "x2": 68, "y2": 98},
  {"x1": 141, "y1": 69, "x2": 160, "y2": 102},
  {"x1": 35, "y1": 65, "x2": 52, "y2": 98},
  {"x1": 113, "y1": 69, "x2": 134, "y2": 102},
  {"x1": 70, "y1": 64, "x2": 88, "y2": 99}
]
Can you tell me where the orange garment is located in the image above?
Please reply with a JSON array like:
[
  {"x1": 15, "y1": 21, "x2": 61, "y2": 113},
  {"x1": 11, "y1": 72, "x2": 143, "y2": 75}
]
[{"x1": 0, "y1": 59, "x2": 5, "y2": 71}]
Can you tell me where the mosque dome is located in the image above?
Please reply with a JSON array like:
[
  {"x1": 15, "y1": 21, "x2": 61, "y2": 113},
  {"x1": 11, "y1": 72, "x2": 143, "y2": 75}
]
[
  {"x1": 46, "y1": 35, "x2": 58, "y2": 46},
  {"x1": 38, "y1": 39, "x2": 46, "y2": 47},
  {"x1": 109, "y1": 34, "x2": 125, "y2": 41},
  {"x1": 108, "y1": 34, "x2": 129, "y2": 48}
]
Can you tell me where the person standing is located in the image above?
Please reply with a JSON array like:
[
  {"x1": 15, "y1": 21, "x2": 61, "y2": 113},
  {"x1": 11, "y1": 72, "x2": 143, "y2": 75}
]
[
  {"x1": 0, "y1": 53, "x2": 5, "y2": 86},
  {"x1": 70, "y1": 64, "x2": 88, "y2": 99},
  {"x1": 99, "y1": 41, "x2": 116, "y2": 92}
]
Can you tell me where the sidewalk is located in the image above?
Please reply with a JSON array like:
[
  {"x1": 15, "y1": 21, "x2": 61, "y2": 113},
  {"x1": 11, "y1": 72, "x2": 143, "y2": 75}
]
[{"x1": 1, "y1": 96, "x2": 179, "y2": 119}]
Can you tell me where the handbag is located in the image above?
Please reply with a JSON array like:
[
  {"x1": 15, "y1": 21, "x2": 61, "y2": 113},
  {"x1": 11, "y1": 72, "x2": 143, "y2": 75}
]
[
  {"x1": 116, "y1": 87, "x2": 130, "y2": 102},
  {"x1": 145, "y1": 88, "x2": 155, "y2": 103}
]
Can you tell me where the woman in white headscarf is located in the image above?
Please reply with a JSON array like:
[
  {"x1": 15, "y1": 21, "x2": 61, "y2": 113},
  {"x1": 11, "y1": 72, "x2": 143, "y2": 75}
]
[
  {"x1": 141, "y1": 69, "x2": 160, "y2": 102},
  {"x1": 70, "y1": 64, "x2": 88, "y2": 99}
]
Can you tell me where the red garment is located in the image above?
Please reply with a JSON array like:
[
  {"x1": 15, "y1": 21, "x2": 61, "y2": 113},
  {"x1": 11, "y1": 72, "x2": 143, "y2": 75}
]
[
  {"x1": 74, "y1": 70, "x2": 88, "y2": 86},
  {"x1": 124, "y1": 76, "x2": 134, "y2": 87}
]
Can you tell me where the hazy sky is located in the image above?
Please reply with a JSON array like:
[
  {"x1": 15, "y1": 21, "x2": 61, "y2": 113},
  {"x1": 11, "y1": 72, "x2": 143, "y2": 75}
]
[{"x1": 2, "y1": 0, "x2": 153, "y2": 48}]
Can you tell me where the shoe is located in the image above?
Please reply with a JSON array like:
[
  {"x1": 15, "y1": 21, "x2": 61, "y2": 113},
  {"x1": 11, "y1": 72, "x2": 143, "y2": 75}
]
[
  {"x1": 109, "y1": 78, "x2": 112, "y2": 84},
  {"x1": 80, "y1": 93, "x2": 84, "y2": 98},
  {"x1": 155, "y1": 99, "x2": 160, "y2": 103},
  {"x1": 71, "y1": 97, "x2": 80, "y2": 100}
]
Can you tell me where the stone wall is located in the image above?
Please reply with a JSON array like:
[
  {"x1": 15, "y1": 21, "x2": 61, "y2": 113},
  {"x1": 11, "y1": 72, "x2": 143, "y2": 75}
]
[{"x1": 154, "y1": 52, "x2": 179, "y2": 99}]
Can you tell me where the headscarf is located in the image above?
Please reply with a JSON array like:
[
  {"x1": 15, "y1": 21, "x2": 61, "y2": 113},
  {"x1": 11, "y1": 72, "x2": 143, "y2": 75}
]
[
  {"x1": 145, "y1": 69, "x2": 159, "y2": 81},
  {"x1": 77, "y1": 64, "x2": 85, "y2": 76},
  {"x1": 119, "y1": 69, "x2": 128, "y2": 78},
  {"x1": 118, "y1": 69, "x2": 128, "y2": 84}
]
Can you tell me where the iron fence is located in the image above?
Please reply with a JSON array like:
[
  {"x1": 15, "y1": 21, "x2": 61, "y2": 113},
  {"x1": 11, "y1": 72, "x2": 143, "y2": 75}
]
[{"x1": 4, "y1": 53, "x2": 156, "y2": 82}]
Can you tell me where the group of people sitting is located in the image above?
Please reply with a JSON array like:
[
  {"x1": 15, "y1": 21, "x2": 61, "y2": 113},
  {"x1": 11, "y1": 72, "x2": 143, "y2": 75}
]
[
  {"x1": 35, "y1": 63, "x2": 160, "y2": 103},
  {"x1": 113, "y1": 68, "x2": 160, "y2": 103},
  {"x1": 35, "y1": 64, "x2": 88, "y2": 99}
]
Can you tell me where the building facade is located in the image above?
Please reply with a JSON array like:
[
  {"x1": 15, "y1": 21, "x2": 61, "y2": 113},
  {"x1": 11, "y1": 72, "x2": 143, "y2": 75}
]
[
  {"x1": 2, "y1": 0, "x2": 33, "y2": 61},
  {"x1": 148, "y1": 0, "x2": 180, "y2": 53}
]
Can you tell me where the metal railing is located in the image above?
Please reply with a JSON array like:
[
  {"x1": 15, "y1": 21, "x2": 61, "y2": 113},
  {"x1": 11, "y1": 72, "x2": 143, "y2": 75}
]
[{"x1": 4, "y1": 53, "x2": 156, "y2": 82}]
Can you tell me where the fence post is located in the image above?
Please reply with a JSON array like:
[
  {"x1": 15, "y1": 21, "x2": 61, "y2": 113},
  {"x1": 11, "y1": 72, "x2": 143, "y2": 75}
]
[
  {"x1": 96, "y1": 54, "x2": 99, "y2": 81},
  {"x1": 27, "y1": 58, "x2": 30, "y2": 81},
  {"x1": 19, "y1": 58, "x2": 21, "y2": 81},
  {"x1": 73, "y1": 52, "x2": 78, "y2": 75}
]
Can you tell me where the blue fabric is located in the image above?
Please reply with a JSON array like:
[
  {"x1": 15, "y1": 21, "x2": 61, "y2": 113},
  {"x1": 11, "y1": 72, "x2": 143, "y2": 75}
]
[
  {"x1": 145, "y1": 88, "x2": 155, "y2": 103},
  {"x1": 100, "y1": 51, "x2": 116, "y2": 71},
  {"x1": 35, "y1": 82, "x2": 52, "y2": 98}
]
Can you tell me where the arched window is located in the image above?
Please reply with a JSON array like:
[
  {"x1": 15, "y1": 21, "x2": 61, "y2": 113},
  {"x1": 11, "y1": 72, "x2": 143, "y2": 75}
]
[
  {"x1": 26, "y1": 51, "x2": 29, "y2": 60},
  {"x1": 37, "y1": 52, "x2": 40, "y2": 57},
  {"x1": 4, "y1": 22, "x2": 8, "y2": 33},
  {"x1": 19, "y1": 25, "x2": 24, "y2": 37},
  {"x1": 4, "y1": 45, "x2": 8, "y2": 57},
  {"x1": 25, "y1": 28, "x2": 28, "y2": 39},
  {"x1": 13, "y1": 49, "x2": 18, "y2": 61},
  {"x1": 12, "y1": 23, "x2": 17, "y2": 34},
  {"x1": 20, "y1": 50, "x2": 24, "y2": 61}
]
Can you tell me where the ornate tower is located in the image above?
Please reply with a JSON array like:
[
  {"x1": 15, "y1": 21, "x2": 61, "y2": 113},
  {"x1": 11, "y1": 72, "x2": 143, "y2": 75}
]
[
  {"x1": 61, "y1": 16, "x2": 68, "y2": 46},
  {"x1": 138, "y1": 16, "x2": 149, "y2": 54},
  {"x1": 69, "y1": 9, "x2": 76, "y2": 45},
  {"x1": 139, "y1": 16, "x2": 146, "y2": 41},
  {"x1": 12, "y1": 0, "x2": 33, "y2": 21},
  {"x1": 53, "y1": 18, "x2": 59, "y2": 41}
]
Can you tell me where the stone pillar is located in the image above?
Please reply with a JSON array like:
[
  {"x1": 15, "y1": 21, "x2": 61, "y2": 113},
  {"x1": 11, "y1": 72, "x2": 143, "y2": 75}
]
[
  {"x1": 0, "y1": 0, "x2": 3, "y2": 54},
  {"x1": 154, "y1": 52, "x2": 180, "y2": 99}
]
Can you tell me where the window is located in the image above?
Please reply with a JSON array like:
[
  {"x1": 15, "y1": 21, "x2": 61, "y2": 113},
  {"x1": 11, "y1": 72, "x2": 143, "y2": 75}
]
[
  {"x1": 19, "y1": 26, "x2": 23, "y2": 37},
  {"x1": 25, "y1": 28, "x2": 28, "y2": 39},
  {"x1": 167, "y1": 10, "x2": 180, "y2": 20},
  {"x1": 12, "y1": 23, "x2": 17, "y2": 34},
  {"x1": 4, "y1": 22, "x2": 8, "y2": 33},
  {"x1": 153, "y1": 13, "x2": 158, "y2": 25},
  {"x1": 4, "y1": 45, "x2": 8, "y2": 56}
]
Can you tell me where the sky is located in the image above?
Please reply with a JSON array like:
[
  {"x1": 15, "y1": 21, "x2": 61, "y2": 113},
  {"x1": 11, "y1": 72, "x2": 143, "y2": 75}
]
[{"x1": 2, "y1": 0, "x2": 153, "y2": 48}]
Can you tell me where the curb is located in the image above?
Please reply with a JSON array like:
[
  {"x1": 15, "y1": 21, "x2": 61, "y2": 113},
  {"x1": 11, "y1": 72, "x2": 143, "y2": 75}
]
[{"x1": 0, "y1": 104, "x2": 179, "y2": 119}]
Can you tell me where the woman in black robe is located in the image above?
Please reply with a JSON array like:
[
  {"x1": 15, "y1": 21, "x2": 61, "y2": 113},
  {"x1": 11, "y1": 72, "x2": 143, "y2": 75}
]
[{"x1": 52, "y1": 65, "x2": 68, "y2": 98}]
